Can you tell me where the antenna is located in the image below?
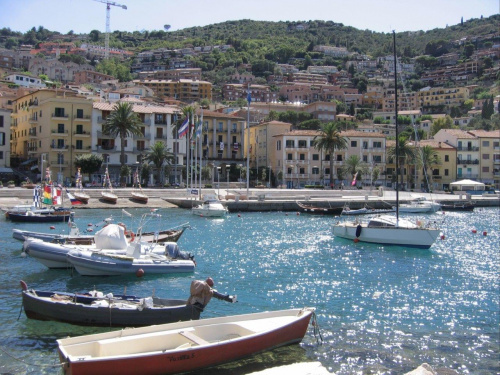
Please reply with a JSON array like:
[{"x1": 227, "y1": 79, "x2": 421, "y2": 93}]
[{"x1": 92, "y1": 0, "x2": 127, "y2": 59}]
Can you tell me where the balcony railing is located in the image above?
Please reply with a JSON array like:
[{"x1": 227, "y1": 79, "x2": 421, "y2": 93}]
[
  {"x1": 52, "y1": 129, "x2": 69, "y2": 135},
  {"x1": 97, "y1": 131, "x2": 114, "y2": 139},
  {"x1": 457, "y1": 173, "x2": 478, "y2": 179},
  {"x1": 457, "y1": 146, "x2": 479, "y2": 151},
  {"x1": 74, "y1": 115, "x2": 91, "y2": 120},
  {"x1": 51, "y1": 113, "x2": 69, "y2": 119},
  {"x1": 457, "y1": 159, "x2": 479, "y2": 165},
  {"x1": 50, "y1": 145, "x2": 69, "y2": 150},
  {"x1": 96, "y1": 145, "x2": 117, "y2": 152},
  {"x1": 73, "y1": 131, "x2": 91, "y2": 136}
]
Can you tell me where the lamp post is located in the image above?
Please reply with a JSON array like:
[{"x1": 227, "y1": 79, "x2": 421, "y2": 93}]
[
  {"x1": 268, "y1": 165, "x2": 271, "y2": 188},
  {"x1": 238, "y1": 164, "x2": 243, "y2": 183},
  {"x1": 217, "y1": 166, "x2": 221, "y2": 198},
  {"x1": 226, "y1": 164, "x2": 230, "y2": 190},
  {"x1": 58, "y1": 152, "x2": 63, "y2": 185},
  {"x1": 296, "y1": 164, "x2": 300, "y2": 189}
]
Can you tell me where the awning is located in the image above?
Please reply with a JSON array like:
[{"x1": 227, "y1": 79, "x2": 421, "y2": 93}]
[
  {"x1": 0, "y1": 167, "x2": 14, "y2": 173},
  {"x1": 20, "y1": 158, "x2": 37, "y2": 166}
]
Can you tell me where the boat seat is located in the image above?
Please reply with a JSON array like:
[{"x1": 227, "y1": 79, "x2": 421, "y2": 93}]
[
  {"x1": 179, "y1": 330, "x2": 209, "y2": 346},
  {"x1": 173, "y1": 342, "x2": 192, "y2": 350}
]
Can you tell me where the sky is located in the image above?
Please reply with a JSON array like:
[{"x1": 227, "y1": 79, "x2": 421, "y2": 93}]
[{"x1": 0, "y1": 0, "x2": 498, "y2": 35}]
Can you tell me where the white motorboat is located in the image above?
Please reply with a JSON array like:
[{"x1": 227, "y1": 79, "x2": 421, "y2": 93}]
[
  {"x1": 23, "y1": 224, "x2": 183, "y2": 269},
  {"x1": 332, "y1": 32, "x2": 440, "y2": 250},
  {"x1": 192, "y1": 199, "x2": 227, "y2": 217},
  {"x1": 399, "y1": 200, "x2": 441, "y2": 213}
]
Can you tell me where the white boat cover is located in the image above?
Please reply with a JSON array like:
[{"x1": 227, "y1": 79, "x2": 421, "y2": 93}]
[{"x1": 93, "y1": 224, "x2": 128, "y2": 250}]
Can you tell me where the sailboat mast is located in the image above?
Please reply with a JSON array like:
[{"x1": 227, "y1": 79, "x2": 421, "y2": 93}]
[{"x1": 392, "y1": 31, "x2": 399, "y2": 221}]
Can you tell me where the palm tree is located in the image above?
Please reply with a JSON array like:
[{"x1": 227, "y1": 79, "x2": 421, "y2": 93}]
[
  {"x1": 312, "y1": 122, "x2": 347, "y2": 187},
  {"x1": 342, "y1": 155, "x2": 365, "y2": 186},
  {"x1": 143, "y1": 141, "x2": 174, "y2": 185},
  {"x1": 418, "y1": 145, "x2": 440, "y2": 191},
  {"x1": 387, "y1": 136, "x2": 416, "y2": 190},
  {"x1": 103, "y1": 102, "x2": 143, "y2": 185}
]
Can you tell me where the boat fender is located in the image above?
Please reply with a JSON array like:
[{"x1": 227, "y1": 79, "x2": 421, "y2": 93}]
[
  {"x1": 125, "y1": 231, "x2": 135, "y2": 242},
  {"x1": 355, "y1": 224, "x2": 362, "y2": 238}
]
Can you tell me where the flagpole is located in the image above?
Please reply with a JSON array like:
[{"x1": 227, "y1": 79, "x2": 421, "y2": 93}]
[
  {"x1": 199, "y1": 107, "x2": 203, "y2": 200},
  {"x1": 194, "y1": 114, "x2": 198, "y2": 193},
  {"x1": 246, "y1": 87, "x2": 251, "y2": 198}
]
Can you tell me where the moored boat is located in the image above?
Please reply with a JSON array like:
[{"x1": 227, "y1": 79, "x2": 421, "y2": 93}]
[
  {"x1": 20, "y1": 281, "x2": 202, "y2": 327},
  {"x1": 101, "y1": 166, "x2": 118, "y2": 203},
  {"x1": 440, "y1": 201, "x2": 475, "y2": 211},
  {"x1": 297, "y1": 201, "x2": 343, "y2": 215},
  {"x1": 192, "y1": 197, "x2": 227, "y2": 217},
  {"x1": 131, "y1": 167, "x2": 148, "y2": 203},
  {"x1": 57, "y1": 307, "x2": 315, "y2": 375}
]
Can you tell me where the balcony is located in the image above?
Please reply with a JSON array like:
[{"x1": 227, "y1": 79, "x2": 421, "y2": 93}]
[
  {"x1": 456, "y1": 146, "x2": 479, "y2": 151},
  {"x1": 73, "y1": 131, "x2": 91, "y2": 137},
  {"x1": 133, "y1": 133, "x2": 150, "y2": 140},
  {"x1": 51, "y1": 113, "x2": 69, "y2": 120},
  {"x1": 97, "y1": 131, "x2": 114, "y2": 139},
  {"x1": 50, "y1": 160, "x2": 69, "y2": 167},
  {"x1": 52, "y1": 129, "x2": 69, "y2": 136},
  {"x1": 457, "y1": 173, "x2": 478, "y2": 179},
  {"x1": 456, "y1": 159, "x2": 479, "y2": 165},
  {"x1": 28, "y1": 128, "x2": 37, "y2": 137},
  {"x1": 74, "y1": 146, "x2": 92, "y2": 153},
  {"x1": 50, "y1": 145, "x2": 69, "y2": 151},
  {"x1": 133, "y1": 147, "x2": 148, "y2": 153},
  {"x1": 74, "y1": 115, "x2": 91, "y2": 121},
  {"x1": 27, "y1": 146, "x2": 38, "y2": 153},
  {"x1": 154, "y1": 134, "x2": 169, "y2": 140},
  {"x1": 96, "y1": 145, "x2": 117, "y2": 152},
  {"x1": 29, "y1": 116, "x2": 38, "y2": 124}
]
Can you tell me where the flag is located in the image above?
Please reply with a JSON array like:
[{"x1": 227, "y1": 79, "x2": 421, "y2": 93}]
[
  {"x1": 178, "y1": 117, "x2": 189, "y2": 138},
  {"x1": 220, "y1": 142, "x2": 224, "y2": 150},
  {"x1": 66, "y1": 190, "x2": 83, "y2": 205},
  {"x1": 195, "y1": 119, "x2": 202, "y2": 139},
  {"x1": 52, "y1": 187, "x2": 62, "y2": 205},
  {"x1": 351, "y1": 172, "x2": 358, "y2": 186},
  {"x1": 189, "y1": 116, "x2": 195, "y2": 139},
  {"x1": 247, "y1": 90, "x2": 252, "y2": 104},
  {"x1": 43, "y1": 185, "x2": 52, "y2": 205},
  {"x1": 33, "y1": 185, "x2": 41, "y2": 208},
  {"x1": 233, "y1": 143, "x2": 239, "y2": 150}
]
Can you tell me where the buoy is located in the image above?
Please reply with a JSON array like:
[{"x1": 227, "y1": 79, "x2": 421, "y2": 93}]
[
  {"x1": 297, "y1": 212, "x2": 300, "y2": 215},
  {"x1": 353, "y1": 238, "x2": 360, "y2": 243},
  {"x1": 20, "y1": 252, "x2": 26, "y2": 258},
  {"x1": 136, "y1": 269, "x2": 145, "y2": 277},
  {"x1": 238, "y1": 214, "x2": 241, "y2": 218},
  {"x1": 483, "y1": 231, "x2": 487, "y2": 236},
  {"x1": 86, "y1": 228, "x2": 93, "y2": 232},
  {"x1": 285, "y1": 213, "x2": 288, "y2": 216},
  {"x1": 50, "y1": 226, "x2": 55, "y2": 230},
  {"x1": 441, "y1": 235, "x2": 445, "y2": 240},
  {"x1": 88, "y1": 223, "x2": 93, "y2": 226},
  {"x1": 472, "y1": 229, "x2": 477, "y2": 233}
]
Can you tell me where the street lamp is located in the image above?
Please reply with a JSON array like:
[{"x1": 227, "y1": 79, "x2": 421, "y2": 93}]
[
  {"x1": 226, "y1": 164, "x2": 230, "y2": 190},
  {"x1": 268, "y1": 165, "x2": 271, "y2": 188},
  {"x1": 217, "y1": 166, "x2": 221, "y2": 198},
  {"x1": 238, "y1": 164, "x2": 243, "y2": 182},
  {"x1": 296, "y1": 164, "x2": 300, "y2": 189}
]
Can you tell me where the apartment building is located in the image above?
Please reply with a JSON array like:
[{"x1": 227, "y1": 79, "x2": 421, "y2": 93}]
[
  {"x1": 10, "y1": 89, "x2": 93, "y2": 184},
  {"x1": 418, "y1": 86, "x2": 470, "y2": 109},
  {"x1": 271, "y1": 129, "x2": 387, "y2": 188},
  {"x1": 0, "y1": 108, "x2": 11, "y2": 169},
  {"x1": 29, "y1": 57, "x2": 95, "y2": 83},
  {"x1": 222, "y1": 84, "x2": 277, "y2": 103},
  {"x1": 92, "y1": 101, "x2": 181, "y2": 184},
  {"x1": 4, "y1": 74, "x2": 45, "y2": 89},
  {"x1": 433, "y1": 129, "x2": 480, "y2": 181},
  {"x1": 73, "y1": 70, "x2": 115, "y2": 85},
  {"x1": 133, "y1": 79, "x2": 212, "y2": 102},
  {"x1": 416, "y1": 140, "x2": 457, "y2": 190},
  {"x1": 137, "y1": 68, "x2": 202, "y2": 82},
  {"x1": 467, "y1": 130, "x2": 500, "y2": 188},
  {"x1": 250, "y1": 121, "x2": 292, "y2": 175}
]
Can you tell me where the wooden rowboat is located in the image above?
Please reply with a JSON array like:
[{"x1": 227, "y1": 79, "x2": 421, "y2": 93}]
[
  {"x1": 101, "y1": 190, "x2": 118, "y2": 204},
  {"x1": 21, "y1": 281, "x2": 201, "y2": 327},
  {"x1": 131, "y1": 191, "x2": 148, "y2": 203},
  {"x1": 297, "y1": 201, "x2": 343, "y2": 215},
  {"x1": 57, "y1": 307, "x2": 316, "y2": 375}
]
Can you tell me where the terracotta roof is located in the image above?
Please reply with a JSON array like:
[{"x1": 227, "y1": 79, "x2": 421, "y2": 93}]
[
  {"x1": 419, "y1": 140, "x2": 456, "y2": 149},
  {"x1": 340, "y1": 130, "x2": 386, "y2": 138},
  {"x1": 93, "y1": 101, "x2": 178, "y2": 114},
  {"x1": 437, "y1": 129, "x2": 476, "y2": 139},
  {"x1": 195, "y1": 109, "x2": 244, "y2": 120},
  {"x1": 273, "y1": 130, "x2": 319, "y2": 137},
  {"x1": 467, "y1": 130, "x2": 500, "y2": 138}
]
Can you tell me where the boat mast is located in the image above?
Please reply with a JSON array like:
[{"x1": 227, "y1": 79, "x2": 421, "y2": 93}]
[{"x1": 392, "y1": 31, "x2": 399, "y2": 222}]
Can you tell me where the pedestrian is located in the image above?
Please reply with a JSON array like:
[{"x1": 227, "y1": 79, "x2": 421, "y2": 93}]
[{"x1": 187, "y1": 277, "x2": 237, "y2": 311}]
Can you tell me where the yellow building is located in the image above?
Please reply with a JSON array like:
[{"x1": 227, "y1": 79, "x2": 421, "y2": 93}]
[
  {"x1": 418, "y1": 86, "x2": 469, "y2": 108},
  {"x1": 468, "y1": 130, "x2": 500, "y2": 188},
  {"x1": 133, "y1": 79, "x2": 212, "y2": 102},
  {"x1": 10, "y1": 89, "x2": 93, "y2": 184}
]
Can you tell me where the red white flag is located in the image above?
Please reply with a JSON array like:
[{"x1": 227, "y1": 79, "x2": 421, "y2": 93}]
[{"x1": 351, "y1": 172, "x2": 358, "y2": 186}]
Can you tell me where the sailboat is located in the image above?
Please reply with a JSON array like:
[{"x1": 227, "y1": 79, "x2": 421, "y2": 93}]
[
  {"x1": 101, "y1": 166, "x2": 118, "y2": 204},
  {"x1": 332, "y1": 32, "x2": 440, "y2": 249},
  {"x1": 72, "y1": 168, "x2": 90, "y2": 204},
  {"x1": 131, "y1": 167, "x2": 148, "y2": 203}
]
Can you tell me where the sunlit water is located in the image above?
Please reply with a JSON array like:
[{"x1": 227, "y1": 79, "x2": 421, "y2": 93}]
[{"x1": 0, "y1": 207, "x2": 498, "y2": 374}]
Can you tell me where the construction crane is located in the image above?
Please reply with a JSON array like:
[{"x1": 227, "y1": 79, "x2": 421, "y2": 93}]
[{"x1": 92, "y1": 0, "x2": 127, "y2": 60}]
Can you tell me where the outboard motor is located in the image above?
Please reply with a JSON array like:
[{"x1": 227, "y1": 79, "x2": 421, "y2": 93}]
[{"x1": 165, "y1": 242, "x2": 193, "y2": 260}]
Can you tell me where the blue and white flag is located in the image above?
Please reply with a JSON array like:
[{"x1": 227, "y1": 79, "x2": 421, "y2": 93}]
[
  {"x1": 247, "y1": 90, "x2": 251, "y2": 104},
  {"x1": 178, "y1": 117, "x2": 189, "y2": 138}
]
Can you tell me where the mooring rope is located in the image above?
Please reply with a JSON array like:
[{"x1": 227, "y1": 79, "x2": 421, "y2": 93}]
[
  {"x1": 311, "y1": 311, "x2": 323, "y2": 345},
  {"x1": 0, "y1": 345, "x2": 64, "y2": 368}
]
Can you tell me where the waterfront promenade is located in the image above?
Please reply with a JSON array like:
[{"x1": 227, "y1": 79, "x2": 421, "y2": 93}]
[{"x1": 0, "y1": 186, "x2": 498, "y2": 211}]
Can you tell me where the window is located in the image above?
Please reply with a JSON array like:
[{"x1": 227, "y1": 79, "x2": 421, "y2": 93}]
[
  {"x1": 287, "y1": 167, "x2": 292, "y2": 174},
  {"x1": 432, "y1": 169, "x2": 439, "y2": 176},
  {"x1": 287, "y1": 153, "x2": 292, "y2": 160},
  {"x1": 57, "y1": 153, "x2": 64, "y2": 164},
  {"x1": 444, "y1": 169, "x2": 449, "y2": 176},
  {"x1": 277, "y1": 140, "x2": 281, "y2": 150},
  {"x1": 54, "y1": 107, "x2": 65, "y2": 117},
  {"x1": 373, "y1": 155, "x2": 382, "y2": 163},
  {"x1": 336, "y1": 154, "x2": 343, "y2": 161},
  {"x1": 76, "y1": 140, "x2": 83, "y2": 149},
  {"x1": 312, "y1": 154, "x2": 319, "y2": 161},
  {"x1": 325, "y1": 155, "x2": 330, "y2": 161},
  {"x1": 325, "y1": 168, "x2": 330, "y2": 175},
  {"x1": 363, "y1": 155, "x2": 368, "y2": 162},
  {"x1": 218, "y1": 122, "x2": 223, "y2": 132},
  {"x1": 445, "y1": 155, "x2": 449, "y2": 162},
  {"x1": 299, "y1": 154, "x2": 305, "y2": 161},
  {"x1": 285, "y1": 140, "x2": 294, "y2": 148},
  {"x1": 312, "y1": 167, "x2": 319, "y2": 174},
  {"x1": 482, "y1": 140, "x2": 490, "y2": 147},
  {"x1": 482, "y1": 167, "x2": 489, "y2": 173},
  {"x1": 76, "y1": 109, "x2": 84, "y2": 119},
  {"x1": 0, "y1": 115, "x2": 3, "y2": 127},
  {"x1": 298, "y1": 140, "x2": 307, "y2": 148},
  {"x1": 57, "y1": 123, "x2": 65, "y2": 133},
  {"x1": 0, "y1": 151, "x2": 3, "y2": 159},
  {"x1": 362, "y1": 141, "x2": 368, "y2": 149},
  {"x1": 482, "y1": 154, "x2": 490, "y2": 160},
  {"x1": 0, "y1": 132, "x2": 4, "y2": 146},
  {"x1": 373, "y1": 141, "x2": 382, "y2": 148},
  {"x1": 76, "y1": 124, "x2": 83, "y2": 134},
  {"x1": 57, "y1": 139, "x2": 64, "y2": 148},
  {"x1": 351, "y1": 140, "x2": 357, "y2": 147},
  {"x1": 299, "y1": 168, "x2": 305, "y2": 174}
]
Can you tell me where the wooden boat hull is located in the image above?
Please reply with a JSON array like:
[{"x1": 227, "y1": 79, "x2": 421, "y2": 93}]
[
  {"x1": 101, "y1": 191, "x2": 118, "y2": 204},
  {"x1": 131, "y1": 192, "x2": 148, "y2": 203},
  {"x1": 297, "y1": 202, "x2": 343, "y2": 215},
  {"x1": 7, "y1": 211, "x2": 72, "y2": 222},
  {"x1": 74, "y1": 192, "x2": 90, "y2": 204},
  {"x1": 57, "y1": 308, "x2": 314, "y2": 375},
  {"x1": 22, "y1": 289, "x2": 200, "y2": 327},
  {"x1": 13, "y1": 229, "x2": 93, "y2": 243}
]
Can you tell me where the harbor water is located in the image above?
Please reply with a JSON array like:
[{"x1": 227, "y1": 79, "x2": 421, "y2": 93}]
[{"x1": 0, "y1": 207, "x2": 498, "y2": 374}]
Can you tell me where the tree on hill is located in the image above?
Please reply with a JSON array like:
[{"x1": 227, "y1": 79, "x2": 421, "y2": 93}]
[{"x1": 430, "y1": 116, "x2": 455, "y2": 137}]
